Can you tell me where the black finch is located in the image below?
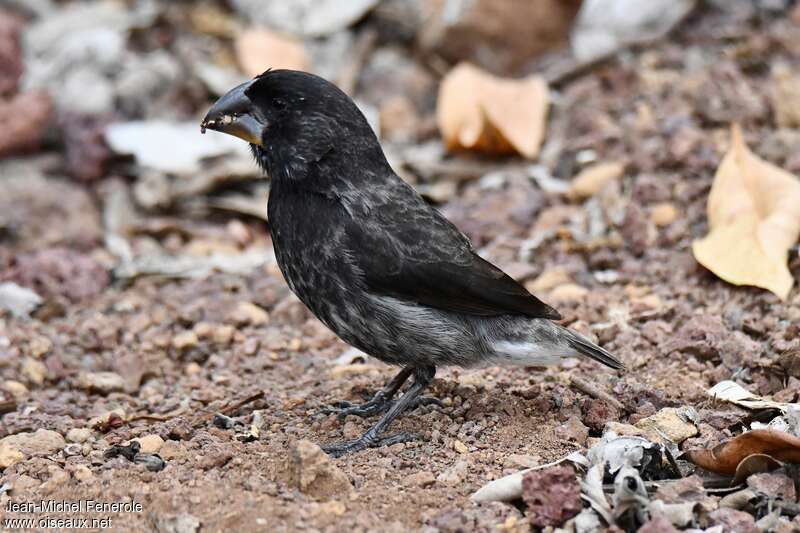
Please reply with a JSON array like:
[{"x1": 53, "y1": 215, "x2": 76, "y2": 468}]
[{"x1": 202, "y1": 70, "x2": 623, "y2": 456}]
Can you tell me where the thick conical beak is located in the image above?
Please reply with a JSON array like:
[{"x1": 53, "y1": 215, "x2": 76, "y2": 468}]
[{"x1": 201, "y1": 80, "x2": 266, "y2": 146}]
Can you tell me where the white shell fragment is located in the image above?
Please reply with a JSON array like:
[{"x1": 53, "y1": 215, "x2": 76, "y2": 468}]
[{"x1": 470, "y1": 451, "x2": 588, "y2": 503}]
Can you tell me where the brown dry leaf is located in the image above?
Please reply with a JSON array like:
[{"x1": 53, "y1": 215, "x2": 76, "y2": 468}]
[
  {"x1": 437, "y1": 63, "x2": 548, "y2": 159},
  {"x1": 692, "y1": 124, "x2": 800, "y2": 300},
  {"x1": 234, "y1": 28, "x2": 310, "y2": 78},
  {"x1": 732, "y1": 454, "x2": 782, "y2": 485},
  {"x1": 685, "y1": 429, "x2": 800, "y2": 475}
]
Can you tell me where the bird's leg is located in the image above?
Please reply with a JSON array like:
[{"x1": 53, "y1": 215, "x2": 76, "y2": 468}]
[
  {"x1": 322, "y1": 367, "x2": 413, "y2": 419},
  {"x1": 323, "y1": 365, "x2": 436, "y2": 457}
]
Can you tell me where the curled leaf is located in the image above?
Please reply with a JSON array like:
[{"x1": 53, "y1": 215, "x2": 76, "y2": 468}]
[
  {"x1": 581, "y1": 463, "x2": 614, "y2": 525},
  {"x1": 437, "y1": 63, "x2": 548, "y2": 159},
  {"x1": 708, "y1": 380, "x2": 794, "y2": 412},
  {"x1": 732, "y1": 453, "x2": 782, "y2": 485},
  {"x1": 692, "y1": 124, "x2": 800, "y2": 300},
  {"x1": 685, "y1": 429, "x2": 800, "y2": 475}
]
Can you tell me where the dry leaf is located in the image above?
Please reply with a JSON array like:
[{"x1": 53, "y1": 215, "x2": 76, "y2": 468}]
[
  {"x1": 732, "y1": 453, "x2": 782, "y2": 485},
  {"x1": 692, "y1": 124, "x2": 800, "y2": 300},
  {"x1": 234, "y1": 28, "x2": 310, "y2": 78},
  {"x1": 437, "y1": 63, "x2": 548, "y2": 159},
  {"x1": 567, "y1": 161, "x2": 625, "y2": 200},
  {"x1": 685, "y1": 429, "x2": 800, "y2": 475},
  {"x1": 708, "y1": 380, "x2": 794, "y2": 412},
  {"x1": 471, "y1": 451, "x2": 588, "y2": 503}
]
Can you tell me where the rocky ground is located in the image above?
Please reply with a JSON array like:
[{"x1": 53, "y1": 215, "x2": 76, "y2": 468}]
[{"x1": 1, "y1": 1, "x2": 800, "y2": 532}]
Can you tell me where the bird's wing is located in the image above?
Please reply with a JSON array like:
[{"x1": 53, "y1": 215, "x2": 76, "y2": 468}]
[{"x1": 344, "y1": 194, "x2": 561, "y2": 320}]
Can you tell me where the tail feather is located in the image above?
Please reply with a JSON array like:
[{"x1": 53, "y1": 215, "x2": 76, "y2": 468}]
[{"x1": 568, "y1": 335, "x2": 625, "y2": 370}]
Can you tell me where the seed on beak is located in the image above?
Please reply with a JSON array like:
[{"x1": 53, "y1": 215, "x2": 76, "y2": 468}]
[{"x1": 201, "y1": 80, "x2": 266, "y2": 146}]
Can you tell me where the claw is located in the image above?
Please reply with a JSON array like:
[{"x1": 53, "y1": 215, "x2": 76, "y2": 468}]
[
  {"x1": 321, "y1": 395, "x2": 443, "y2": 420},
  {"x1": 323, "y1": 432, "x2": 421, "y2": 458},
  {"x1": 319, "y1": 366, "x2": 437, "y2": 457},
  {"x1": 319, "y1": 394, "x2": 392, "y2": 419}
]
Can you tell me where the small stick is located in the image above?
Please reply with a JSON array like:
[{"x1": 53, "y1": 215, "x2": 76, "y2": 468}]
[
  {"x1": 220, "y1": 391, "x2": 265, "y2": 416},
  {"x1": 128, "y1": 413, "x2": 179, "y2": 423},
  {"x1": 127, "y1": 392, "x2": 264, "y2": 428},
  {"x1": 190, "y1": 391, "x2": 266, "y2": 429},
  {"x1": 570, "y1": 376, "x2": 625, "y2": 411},
  {"x1": 0, "y1": 400, "x2": 17, "y2": 415}
]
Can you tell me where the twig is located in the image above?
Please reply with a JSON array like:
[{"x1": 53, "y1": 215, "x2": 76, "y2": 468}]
[
  {"x1": 128, "y1": 413, "x2": 180, "y2": 423},
  {"x1": 570, "y1": 376, "x2": 625, "y2": 411},
  {"x1": 337, "y1": 29, "x2": 377, "y2": 95},
  {"x1": 187, "y1": 391, "x2": 265, "y2": 429},
  {"x1": 220, "y1": 391, "x2": 266, "y2": 417},
  {"x1": 0, "y1": 400, "x2": 17, "y2": 416},
  {"x1": 128, "y1": 391, "x2": 264, "y2": 428}
]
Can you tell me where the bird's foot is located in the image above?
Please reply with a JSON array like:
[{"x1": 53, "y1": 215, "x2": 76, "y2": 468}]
[
  {"x1": 321, "y1": 394, "x2": 443, "y2": 420},
  {"x1": 411, "y1": 396, "x2": 444, "y2": 410},
  {"x1": 322, "y1": 431, "x2": 421, "y2": 458},
  {"x1": 320, "y1": 391, "x2": 393, "y2": 420}
]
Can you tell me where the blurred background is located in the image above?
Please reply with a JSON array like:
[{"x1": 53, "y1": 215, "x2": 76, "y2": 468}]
[{"x1": 1, "y1": 1, "x2": 800, "y2": 531}]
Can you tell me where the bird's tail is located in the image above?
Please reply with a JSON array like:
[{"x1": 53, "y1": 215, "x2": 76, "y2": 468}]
[
  {"x1": 566, "y1": 331, "x2": 625, "y2": 370},
  {"x1": 488, "y1": 319, "x2": 625, "y2": 370}
]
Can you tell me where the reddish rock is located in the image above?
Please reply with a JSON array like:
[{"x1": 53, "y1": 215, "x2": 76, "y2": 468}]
[
  {"x1": 654, "y1": 475, "x2": 706, "y2": 504},
  {"x1": 747, "y1": 472, "x2": 796, "y2": 502},
  {"x1": 0, "y1": 91, "x2": 53, "y2": 156},
  {"x1": 612, "y1": 381, "x2": 672, "y2": 412},
  {"x1": 664, "y1": 315, "x2": 761, "y2": 368},
  {"x1": 285, "y1": 440, "x2": 353, "y2": 501},
  {"x1": 521, "y1": 465, "x2": 581, "y2": 528},
  {"x1": 637, "y1": 516, "x2": 679, "y2": 533},
  {"x1": 620, "y1": 202, "x2": 651, "y2": 256},
  {"x1": 0, "y1": 10, "x2": 23, "y2": 95},
  {"x1": 581, "y1": 398, "x2": 622, "y2": 432},
  {"x1": 554, "y1": 415, "x2": 589, "y2": 446},
  {"x1": 2, "y1": 247, "x2": 110, "y2": 306},
  {"x1": 198, "y1": 448, "x2": 233, "y2": 470},
  {"x1": 709, "y1": 508, "x2": 758, "y2": 533},
  {"x1": 59, "y1": 113, "x2": 114, "y2": 182}
]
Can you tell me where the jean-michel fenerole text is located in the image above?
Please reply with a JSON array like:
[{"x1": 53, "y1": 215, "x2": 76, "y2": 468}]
[{"x1": 5, "y1": 499, "x2": 143, "y2": 513}]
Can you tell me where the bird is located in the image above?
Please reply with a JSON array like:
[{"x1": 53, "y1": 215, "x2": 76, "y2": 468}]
[{"x1": 201, "y1": 69, "x2": 623, "y2": 457}]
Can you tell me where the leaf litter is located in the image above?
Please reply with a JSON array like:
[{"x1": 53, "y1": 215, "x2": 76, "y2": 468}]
[
  {"x1": 437, "y1": 63, "x2": 549, "y2": 159},
  {"x1": 692, "y1": 124, "x2": 800, "y2": 300}
]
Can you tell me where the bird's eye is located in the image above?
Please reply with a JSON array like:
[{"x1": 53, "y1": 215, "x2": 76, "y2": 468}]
[{"x1": 273, "y1": 98, "x2": 287, "y2": 110}]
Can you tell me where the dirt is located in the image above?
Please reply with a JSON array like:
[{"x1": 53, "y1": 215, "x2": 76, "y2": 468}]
[{"x1": 2, "y1": 2, "x2": 800, "y2": 532}]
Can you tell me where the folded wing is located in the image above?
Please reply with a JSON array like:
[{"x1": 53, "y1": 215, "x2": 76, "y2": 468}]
[{"x1": 345, "y1": 201, "x2": 560, "y2": 320}]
